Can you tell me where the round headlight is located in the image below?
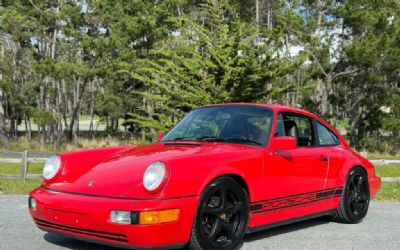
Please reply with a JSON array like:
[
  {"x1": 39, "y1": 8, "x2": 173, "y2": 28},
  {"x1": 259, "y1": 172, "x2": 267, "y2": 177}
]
[
  {"x1": 143, "y1": 162, "x2": 167, "y2": 192},
  {"x1": 43, "y1": 156, "x2": 61, "y2": 180}
]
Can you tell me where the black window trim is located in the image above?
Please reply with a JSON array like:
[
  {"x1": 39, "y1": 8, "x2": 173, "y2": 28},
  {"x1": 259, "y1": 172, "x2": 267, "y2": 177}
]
[
  {"x1": 313, "y1": 120, "x2": 341, "y2": 147},
  {"x1": 276, "y1": 111, "x2": 318, "y2": 148}
]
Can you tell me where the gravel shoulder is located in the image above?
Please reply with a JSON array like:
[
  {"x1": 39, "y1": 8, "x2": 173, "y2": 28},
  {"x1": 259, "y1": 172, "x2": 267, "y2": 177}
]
[{"x1": 0, "y1": 195, "x2": 399, "y2": 250}]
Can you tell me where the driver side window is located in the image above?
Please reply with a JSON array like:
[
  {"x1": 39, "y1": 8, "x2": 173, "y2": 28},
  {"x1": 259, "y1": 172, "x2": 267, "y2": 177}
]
[{"x1": 275, "y1": 113, "x2": 315, "y2": 147}]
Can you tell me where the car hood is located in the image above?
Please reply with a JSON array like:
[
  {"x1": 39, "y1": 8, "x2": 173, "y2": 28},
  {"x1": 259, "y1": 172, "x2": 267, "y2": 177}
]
[{"x1": 44, "y1": 142, "x2": 256, "y2": 198}]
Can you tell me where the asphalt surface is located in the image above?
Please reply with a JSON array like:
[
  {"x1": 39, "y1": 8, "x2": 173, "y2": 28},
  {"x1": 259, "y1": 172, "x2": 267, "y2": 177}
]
[{"x1": 0, "y1": 195, "x2": 399, "y2": 250}]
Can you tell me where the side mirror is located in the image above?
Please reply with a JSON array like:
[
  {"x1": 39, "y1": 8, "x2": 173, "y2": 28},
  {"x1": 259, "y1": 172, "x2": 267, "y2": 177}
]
[
  {"x1": 157, "y1": 133, "x2": 164, "y2": 141},
  {"x1": 270, "y1": 136, "x2": 297, "y2": 150}
]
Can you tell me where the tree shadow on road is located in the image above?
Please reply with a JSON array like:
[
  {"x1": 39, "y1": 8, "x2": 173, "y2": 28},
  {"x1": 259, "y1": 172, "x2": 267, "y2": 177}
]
[
  {"x1": 43, "y1": 216, "x2": 332, "y2": 249},
  {"x1": 244, "y1": 216, "x2": 332, "y2": 243},
  {"x1": 43, "y1": 232, "x2": 125, "y2": 250}
]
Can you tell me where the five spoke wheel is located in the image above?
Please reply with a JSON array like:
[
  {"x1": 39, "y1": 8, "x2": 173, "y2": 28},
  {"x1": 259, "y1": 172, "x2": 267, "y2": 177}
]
[
  {"x1": 189, "y1": 177, "x2": 248, "y2": 250},
  {"x1": 348, "y1": 173, "x2": 369, "y2": 217},
  {"x1": 333, "y1": 167, "x2": 370, "y2": 223}
]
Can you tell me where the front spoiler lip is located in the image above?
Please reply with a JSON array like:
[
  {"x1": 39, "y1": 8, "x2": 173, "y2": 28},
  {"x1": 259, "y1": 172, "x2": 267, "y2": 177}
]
[
  {"x1": 39, "y1": 228, "x2": 186, "y2": 250},
  {"x1": 40, "y1": 185, "x2": 199, "y2": 200},
  {"x1": 30, "y1": 186, "x2": 199, "y2": 248}
]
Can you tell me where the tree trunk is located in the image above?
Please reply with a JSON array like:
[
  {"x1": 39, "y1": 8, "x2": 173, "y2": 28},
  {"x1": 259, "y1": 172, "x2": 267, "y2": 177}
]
[
  {"x1": 319, "y1": 74, "x2": 332, "y2": 118},
  {"x1": 255, "y1": 0, "x2": 260, "y2": 34},
  {"x1": 0, "y1": 44, "x2": 10, "y2": 148},
  {"x1": 267, "y1": 0, "x2": 273, "y2": 30}
]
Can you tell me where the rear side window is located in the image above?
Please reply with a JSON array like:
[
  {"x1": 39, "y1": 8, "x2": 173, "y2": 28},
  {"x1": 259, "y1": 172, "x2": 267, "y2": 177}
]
[{"x1": 316, "y1": 122, "x2": 340, "y2": 146}]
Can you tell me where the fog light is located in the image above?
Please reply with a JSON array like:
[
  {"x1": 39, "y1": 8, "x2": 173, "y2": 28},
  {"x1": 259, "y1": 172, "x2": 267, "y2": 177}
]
[
  {"x1": 139, "y1": 209, "x2": 179, "y2": 225},
  {"x1": 29, "y1": 197, "x2": 36, "y2": 211},
  {"x1": 110, "y1": 211, "x2": 132, "y2": 224}
]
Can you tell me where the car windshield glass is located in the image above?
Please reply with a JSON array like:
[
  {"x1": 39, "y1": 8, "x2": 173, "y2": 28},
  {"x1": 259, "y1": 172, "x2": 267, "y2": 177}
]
[{"x1": 161, "y1": 105, "x2": 273, "y2": 146}]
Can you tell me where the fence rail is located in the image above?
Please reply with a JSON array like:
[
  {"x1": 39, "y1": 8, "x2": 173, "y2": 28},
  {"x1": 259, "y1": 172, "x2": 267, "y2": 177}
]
[
  {"x1": 369, "y1": 159, "x2": 400, "y2": 164},
  {"x1": 0, "y1": 150, "x2": 47, "y2": 181},
  {"x1": 0, "y1": 151, "x2": 399, "y2": 181}
]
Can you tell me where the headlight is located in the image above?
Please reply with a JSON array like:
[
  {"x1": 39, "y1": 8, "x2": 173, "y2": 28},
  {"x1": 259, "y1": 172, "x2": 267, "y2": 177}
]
[
  {"x1": 43, "y1": 155, "x2": 61, "y2": 180},
  {"x1": 110, "y1": 211, "x2": 134, "y2": 224},
  {"x1": 28, "y1": 197, "x2": 36, "y2": 211},
  {"x1": 143, "y1": 161, "x2": 167, "y2": 192}
]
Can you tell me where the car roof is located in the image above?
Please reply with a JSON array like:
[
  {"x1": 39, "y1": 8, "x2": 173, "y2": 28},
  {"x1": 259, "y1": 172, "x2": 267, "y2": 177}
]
[
  {"x1": 205, "y1": 103, "x2": 318, "y2": 119},
  {"x1": 204, "y1": 102, "x2": 349, "y2": 148}
]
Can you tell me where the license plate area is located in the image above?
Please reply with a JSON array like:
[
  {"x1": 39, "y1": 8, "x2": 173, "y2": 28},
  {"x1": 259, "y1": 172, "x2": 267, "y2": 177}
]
[{"x1": 46, "y1": 208, "x2": 91, "y2": 227}]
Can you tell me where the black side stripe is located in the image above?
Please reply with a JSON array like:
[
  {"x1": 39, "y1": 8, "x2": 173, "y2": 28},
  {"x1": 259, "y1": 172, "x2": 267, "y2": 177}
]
[{"x1": 250, "y1": 187, "x2": 343, "y2": 214}]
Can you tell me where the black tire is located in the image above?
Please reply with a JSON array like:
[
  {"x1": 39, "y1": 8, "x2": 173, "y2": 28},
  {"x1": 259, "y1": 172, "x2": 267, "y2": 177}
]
[
  {"x1": 332, "y1": 167, "x2": 370, "y2": 224},
  {"x1": 188, "y1": 177, "x2": 249, "y2": 250}
]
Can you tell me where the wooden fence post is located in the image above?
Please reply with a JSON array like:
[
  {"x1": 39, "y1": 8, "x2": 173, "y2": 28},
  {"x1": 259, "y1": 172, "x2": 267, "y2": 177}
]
[{"x1": 20, "y1": 150, "x2": 28, "y2": 181}]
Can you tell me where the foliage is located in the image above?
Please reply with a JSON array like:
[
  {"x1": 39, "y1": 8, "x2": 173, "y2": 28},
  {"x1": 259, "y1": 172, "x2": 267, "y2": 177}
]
[
  {"x1": 375, "y1": 182, "x2": 400, "y2": 202},
  {"x1": 0, "y1": 0, "x2": 398, "y2": 152},
  {"x1": 0, "y1": 179, "x2": 42, "y2": 194},
  {"x1": 376, "y1": 165, "x2": 400, "y2": 178}
]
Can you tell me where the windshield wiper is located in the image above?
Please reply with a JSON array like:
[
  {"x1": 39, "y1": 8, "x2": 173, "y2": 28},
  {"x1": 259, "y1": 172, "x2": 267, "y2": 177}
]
[
  {"x1": 170, "y1": 136, "x2": 221, "y2": 142},
  {"x1": 172, "y1": 137, "x2": 193, "y2": 141},
  {"x1": 224, "y1": 138, "x2": 262, "y2": 146},
  {"x1": 195, "y1": 136, "x2": 226, "y2": 142},
  {"x1": 195, "y1": 136, "x2": 262, "y2": 146}
]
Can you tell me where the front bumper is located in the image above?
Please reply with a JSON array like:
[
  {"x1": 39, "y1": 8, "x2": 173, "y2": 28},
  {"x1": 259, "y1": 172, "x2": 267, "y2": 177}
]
[
  {"x1": 369, "y1": 176, "x2": 381, "y2": 199},
  {"x1": 29, "y1": 186, "x2": 199, "y2": 249}
]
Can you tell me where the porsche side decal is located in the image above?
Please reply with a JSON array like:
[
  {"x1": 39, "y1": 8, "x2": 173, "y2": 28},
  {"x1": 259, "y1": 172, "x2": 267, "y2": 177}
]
[{"x1": 250, "y1": 187, "x2": 343, "y2": 214}]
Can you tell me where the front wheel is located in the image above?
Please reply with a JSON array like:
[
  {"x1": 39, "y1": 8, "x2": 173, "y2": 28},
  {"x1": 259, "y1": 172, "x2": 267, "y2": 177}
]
[
  {"x1": 188, "y1": 177, "x2": 249, "y2": 250},
  {"x1": 332, "y1": 167, "x2": 370, "y2": 223}
]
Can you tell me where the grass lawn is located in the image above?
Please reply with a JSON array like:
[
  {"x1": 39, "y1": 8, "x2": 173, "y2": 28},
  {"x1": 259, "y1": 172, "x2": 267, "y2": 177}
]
[
  {"x1": 368, "y1": 153, "x2": 400, "y2": 159},
  {"x1": 0, "y1": 163, "x2": 399, "y2": 201},
  {"x1": 375, "y1": 164, "x2": 400, "y2": 177},
  {"x1": 0, "y1": 162, "x2": 43, "y2": 175},
  {"x1": 0, "y1": 179, "x2": 399, "y2": 203},
  {"x1": 0, "y1": 179, "x2": 42, "y2": 194},
  {"x1": 0, "y1": 179, "x2": 399, "y2": 201},
  {"x1": 375, "y1": 182, "x2": 400, "y2": 202}
]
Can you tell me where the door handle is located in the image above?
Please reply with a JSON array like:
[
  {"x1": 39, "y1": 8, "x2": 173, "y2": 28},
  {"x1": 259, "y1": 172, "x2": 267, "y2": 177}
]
[{"x1": 318, "y1": 156, "x2": 329, "y2": 162}]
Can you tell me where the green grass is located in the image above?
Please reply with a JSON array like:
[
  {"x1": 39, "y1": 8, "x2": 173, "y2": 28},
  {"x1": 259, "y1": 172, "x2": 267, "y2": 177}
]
[
  {"x1": 0, "y1": 163, "x2": 399, "y2": 201},
  {"x1": 0, "y1": 178, "x2": 399, "y2": 202},
  {"x1": 375, "y1": 182, "x2": 400, "y2": 202},
  {"x1": 0, "y1": 162, "x2": 43, "y2": 175},
  {"x1": 375, "y1": 164, "x2": 400, "y2": 177},
  {"x1": 368, "y1": 153, "x2": 400, "y2": 159},
  {"x1": 0, "y1": 179, "x2": 42, "y2": 194}
]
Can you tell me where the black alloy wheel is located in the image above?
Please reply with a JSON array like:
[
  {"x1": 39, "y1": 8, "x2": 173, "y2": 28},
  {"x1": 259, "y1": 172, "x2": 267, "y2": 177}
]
[
  {"x1": 333, "y1": 167, "x2": 370, "y2": 224},
  {"x1": 189, "y1": 177, "x2": 249, "y2": 250}
]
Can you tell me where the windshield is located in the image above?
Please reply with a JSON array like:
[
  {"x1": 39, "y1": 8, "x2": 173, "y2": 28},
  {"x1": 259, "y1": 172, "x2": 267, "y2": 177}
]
[{"x1": 161, "y1": 105, "x2": 273, "y2": 146}]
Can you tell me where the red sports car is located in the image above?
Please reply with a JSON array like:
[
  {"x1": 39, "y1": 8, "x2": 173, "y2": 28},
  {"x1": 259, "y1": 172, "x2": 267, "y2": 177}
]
[{"x1": 29, "y1": 104, "x2": 381, "y2": 250}]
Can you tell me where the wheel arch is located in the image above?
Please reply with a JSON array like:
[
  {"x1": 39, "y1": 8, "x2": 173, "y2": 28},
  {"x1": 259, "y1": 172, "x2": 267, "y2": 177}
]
[
  {"x1": 225, "y1": 174, "x2": 250, "y2": 197},
  {"x1": 340, "y1": 164, "x2": 368, "y2": 184},
  {"x1": 199, "y1": 172, "x2": 252, "y2": 202}
]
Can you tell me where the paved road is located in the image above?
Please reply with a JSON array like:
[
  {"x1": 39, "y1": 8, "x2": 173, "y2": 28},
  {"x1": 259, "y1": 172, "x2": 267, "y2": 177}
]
[{"x1": 0, "y1": 196, "x2": 399, "y2": 250}]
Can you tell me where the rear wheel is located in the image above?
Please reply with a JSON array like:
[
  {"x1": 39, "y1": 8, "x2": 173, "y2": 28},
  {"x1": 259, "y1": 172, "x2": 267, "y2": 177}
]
[
  {"x1": 188, "y1": 177, "x2": 249, "y2": 250},
  {"x1": 333, "y1": 167, "x2": 370, "y2": 223}
]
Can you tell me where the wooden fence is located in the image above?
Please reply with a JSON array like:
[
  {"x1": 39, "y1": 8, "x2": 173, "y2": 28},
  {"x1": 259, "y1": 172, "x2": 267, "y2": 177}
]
[{"x1": 0, "y1": 150, "x2": 47, "y2": 181}]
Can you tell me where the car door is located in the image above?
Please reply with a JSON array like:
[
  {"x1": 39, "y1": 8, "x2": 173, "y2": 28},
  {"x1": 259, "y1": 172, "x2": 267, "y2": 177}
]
[
  {"x1": 259, "y1": 112, "x2": 329, "y2": 214},
  {"x1": 313, "y1": 120, "x2": 346, "y2": 191}
]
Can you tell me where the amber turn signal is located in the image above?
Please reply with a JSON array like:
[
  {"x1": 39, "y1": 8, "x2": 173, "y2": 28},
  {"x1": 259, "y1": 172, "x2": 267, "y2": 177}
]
[{"x1": 139, "y1": 209, "x2": 179, "y2": 225}]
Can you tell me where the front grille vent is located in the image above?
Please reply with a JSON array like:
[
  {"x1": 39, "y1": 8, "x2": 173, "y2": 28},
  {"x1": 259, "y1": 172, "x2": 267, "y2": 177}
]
[{"x1": 34, "y1": 219, "x2": 128, "y2": 243}]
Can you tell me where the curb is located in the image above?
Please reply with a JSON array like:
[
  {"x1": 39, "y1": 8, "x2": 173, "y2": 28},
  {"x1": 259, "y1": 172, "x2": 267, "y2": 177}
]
[{"x1": 382, "y1": 177, "x2": 400, "y2": 183}]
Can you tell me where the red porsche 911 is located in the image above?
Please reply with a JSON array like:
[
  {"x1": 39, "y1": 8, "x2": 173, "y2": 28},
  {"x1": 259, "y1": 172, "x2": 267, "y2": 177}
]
[{"x1": 29, "y1": 104, "x2": 381, "y2": 250}]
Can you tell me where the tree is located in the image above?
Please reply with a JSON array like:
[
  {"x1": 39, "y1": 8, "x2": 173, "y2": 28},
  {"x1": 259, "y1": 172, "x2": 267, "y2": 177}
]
[{"x1": 124, "y1": 0, "x2": 302, "y2": 139}]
